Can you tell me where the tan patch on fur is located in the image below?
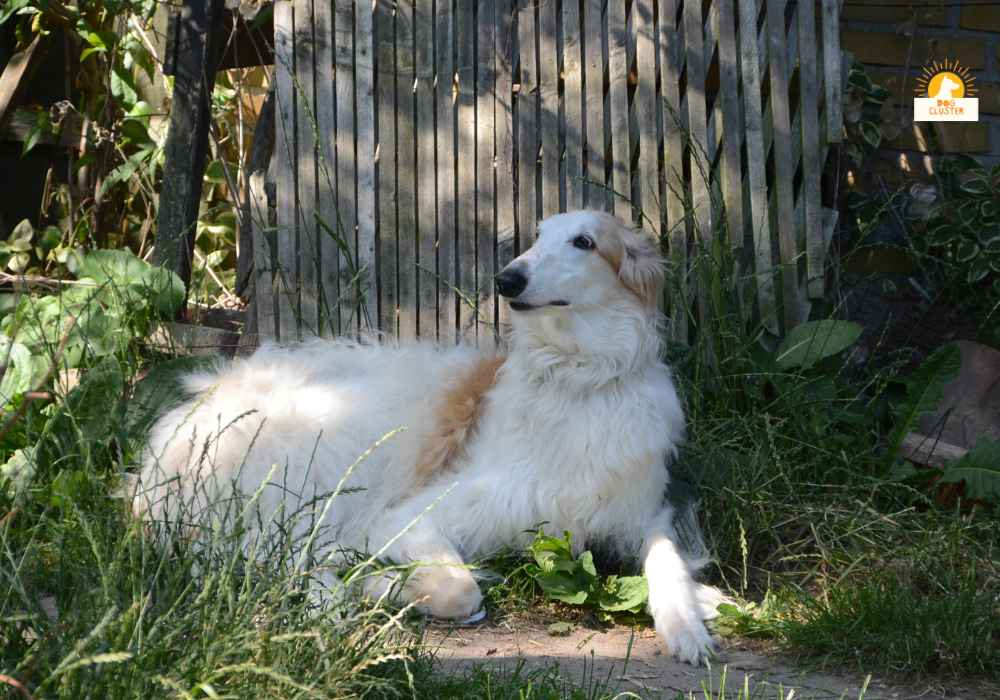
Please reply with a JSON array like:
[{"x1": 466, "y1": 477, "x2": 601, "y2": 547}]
[
  {"x1": 413, "y1": 356, "x2": 504, "y2": 485},
  {"x1": 594, "y1": 233, "x2": 624, "y2": 275},
  {"x1": 589, "y1": 212, "x2": 664, "y2": 308}
]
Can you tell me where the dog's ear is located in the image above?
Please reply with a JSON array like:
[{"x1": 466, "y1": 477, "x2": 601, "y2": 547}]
[{"x1": 619, "y1": 230, "x2": 665, "y2": 309}]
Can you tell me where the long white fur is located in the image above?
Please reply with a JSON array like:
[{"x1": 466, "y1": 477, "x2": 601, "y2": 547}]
[{"x1": 134, "y1": 210, "x2": 722, "y2": 664}]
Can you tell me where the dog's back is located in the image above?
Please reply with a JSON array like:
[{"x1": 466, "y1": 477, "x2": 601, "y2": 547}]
[{"x1": 134, "y1": 339, "x2": 490, "y2": 543}]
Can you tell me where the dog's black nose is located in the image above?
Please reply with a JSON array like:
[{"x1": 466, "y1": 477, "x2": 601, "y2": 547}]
[{"x1": 495, "y1": 267, "x2": 528, "y2": 298}]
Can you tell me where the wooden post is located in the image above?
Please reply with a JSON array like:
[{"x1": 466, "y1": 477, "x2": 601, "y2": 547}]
[{"x1": 154, "y1": 0, "x2": 225, "y2": 297}]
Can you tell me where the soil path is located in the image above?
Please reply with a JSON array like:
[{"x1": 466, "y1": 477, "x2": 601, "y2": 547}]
[{"x1": 425, "y1": 622, "x2": 987, "y2": 699}]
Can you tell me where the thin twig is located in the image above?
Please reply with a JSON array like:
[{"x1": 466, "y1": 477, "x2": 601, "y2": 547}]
[
  {"x1": 0, "y1": 674, "x2": 36, "y2": 700},
  {"x1": 0, "y1": 273, "x2": 94, "y2": 291},
  {"x1": 193, "y1": 248, "x2": 236, "y2": 303}
]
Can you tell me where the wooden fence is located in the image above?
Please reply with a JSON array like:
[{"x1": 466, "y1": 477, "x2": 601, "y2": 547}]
[{"x1": 247, "y1": 0, "x2": 844, "y2": 344}]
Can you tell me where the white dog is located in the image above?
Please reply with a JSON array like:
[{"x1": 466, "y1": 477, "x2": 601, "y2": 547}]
[{"x1": 134, "y1": 210, "x2": 722, "y2": 664}]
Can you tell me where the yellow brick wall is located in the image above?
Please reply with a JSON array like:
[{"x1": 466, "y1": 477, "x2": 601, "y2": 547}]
[{"x1": 841, "y1": 5, "x2": 999, "y2": 165}]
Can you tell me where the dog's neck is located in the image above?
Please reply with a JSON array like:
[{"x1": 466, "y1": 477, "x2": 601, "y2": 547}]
[{"x1": 504, "y1": 302, "x2": 663, "y2": 391}]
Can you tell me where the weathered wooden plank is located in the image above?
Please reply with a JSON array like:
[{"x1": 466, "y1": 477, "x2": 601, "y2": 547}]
[
  {"x1": 332, "y1": 0, "x2": 358, "y2": 335},
  {"x1": 495, "y1": 0, "x2": 517, "y2": 336},
  {"x1": 415, "y1": 0, "x2": 437, "y2": 337},
  {"x1": 476, "y1": 0, "x2": 498, "y2": 344},
  {"x1": 250, "y1": 169, "x2": 276, "y2": 340},
  {"x1": 581, "y1": 0, "x2": 605, "y2": 210},
  {"x1": 537, "y1": 0, "x2": 560, "y2": 217},
  {"x1": 739, "y1": 0, "x2": 775, "y2": 333},
  {"x1": 273, "y1": 0, "x2": 299, "y2": 341},
  {"x1": 516, "y1": 0, "x2": 539, "y2": 256},
  {"x1": 766, "y1": 0, "x2": 801, "y2": 331},
  {"x1": 797, "y1": 0, "x2": 824, "y2": 300},
  {"x1": 659, "y1": 0, "x2": 686, "y2": 340},
  {"x1": 297, "y1": 0, "x2": 319, "y2": 337},
  {"x1": 154, "y1": 0, "x2": 224, "y2": 297},
  {"x1": 314, "y1": 0, "x2": 340, "y2": 335},
  {"x1": 435, "y1": 0, "x2": 458, "y2": 344},
  {"x1": 376, "y1": 1, "x2": 398, "y2": 337},
  {"x1": 395, "y1": 0, "x2": 418, "y2": 339},
  {"x1": 356, "y1": 0, "x2": 378, "y2": 331},
  {"x1": 562, "y1": 0, "x2": 583, "y2": 211},
  {"x1": 456, "y1": 0, "x2": 477, "y2": 339},
  {"x1": 237, "y1": 89, "x2": 274, "y2": 301},
  {"x1": 716, "y1": 0, "x2": 743, "y2": 255},
  {"x1": 607, "y1": 0, "x2": 630, "y2": 221},
  {"x1": 634, "y1": 0, "x2": 658, "y2": 231},
  {"x1": 821, "y1": 0, "x2": 842, "y2": 144},
  {"x1": 683, "y1": 0, "x2": 710, "y2": 334}
]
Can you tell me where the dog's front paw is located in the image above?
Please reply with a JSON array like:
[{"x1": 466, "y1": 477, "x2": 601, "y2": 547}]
[
  {"x1": 653, "y1": 609, "x2": 716, "y2": 665},
  {"x1": 407, "y1": 564, "x2": 483, "y2": 620}
]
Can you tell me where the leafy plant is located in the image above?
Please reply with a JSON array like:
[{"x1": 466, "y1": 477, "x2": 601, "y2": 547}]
[
  {"x1": 883, "y1": 344, "x2": 961, "y2": 472},
  {"x1": 774, "y1": 320, "x2": 863, "y2": 371},
  {"x1": 913, "y1": 156, "x2": 1000, "y2": 304},
  {"x1": 525, "y1": 530, "x2": 648, "y2": 621},
  {"x1": 939, "y1": 438, "x2": 1000, "y2": 502},
  {"x1": 843, "y1": 63, "x2": 890, "y2": 169}
]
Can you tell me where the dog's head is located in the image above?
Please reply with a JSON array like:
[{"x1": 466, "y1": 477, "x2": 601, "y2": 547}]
[{"x1": 496, "y1": 211, "x2": 665, "y2": 316}]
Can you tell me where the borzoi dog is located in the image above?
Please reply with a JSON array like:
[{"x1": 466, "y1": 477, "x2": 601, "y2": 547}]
[{"x1": 134, "y1": 210, "x2": 722, "y2": 663}]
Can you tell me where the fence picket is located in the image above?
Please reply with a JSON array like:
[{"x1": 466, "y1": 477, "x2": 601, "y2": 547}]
[
  {"x1": 376, "y1": 0, "x2": 398, "y2": 336},
  {"x1": 456, "y1": 0, "x2": 477, "y2": 339},
  {"x1": 563, "y1": 0, "x2": 584, "y2": 211},
  {"x1": 395, "y1": 0, "x2": 418, "y2": 339},
  {"x1": 634, "y1": 0, "x2": 658, "y2": 231},
  {"x1": 766, "y1": 0, "x2": 801, "y2": 331},
  {"x1": 274, "y1": 0, "x2": 298, "y2": 342},
  {"x1": 583, "y1": 0, "x2": 606, "y2": 211},
  {"x1": 415, "y1": 0, "x2": 437, "y2": 337},
  {"x1": 797, "y1": 0, "x2": 824, "y2": 299},
  {"x1": 495, "y1": 0, "x2": 517, "y2": 335},
  {"x1": 435, "y1": 0, "x2": 458, "y2": 344},
  {"x1": 607, "y1": 0, "x2": 630, "y2": 221},
  {"x1": 356, "y1": 2, "x2": 377, "y2": 331},
  {"x1": 537, "y1": 0, "x2": 560, "y2": 217}
]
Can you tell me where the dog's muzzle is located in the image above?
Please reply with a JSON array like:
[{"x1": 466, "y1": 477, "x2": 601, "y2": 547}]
[{"x1": 495, "y1": 266, "x2": 528, "y2": 298}]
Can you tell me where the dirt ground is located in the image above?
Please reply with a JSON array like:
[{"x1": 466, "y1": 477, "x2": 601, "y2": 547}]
[{"x1": 424, "y1": 620, "x2": 995, "y2": 699}]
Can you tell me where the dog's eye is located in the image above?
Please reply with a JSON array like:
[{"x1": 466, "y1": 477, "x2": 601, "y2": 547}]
[{"x1": 572, "y1": 235, "x2": 595, "y2": 251}]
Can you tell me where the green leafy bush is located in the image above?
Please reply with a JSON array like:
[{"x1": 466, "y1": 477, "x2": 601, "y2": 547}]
[
  {"x1": 914, "y1": 156, "x2": 1000, "y2": 304},
  {"x1": 525, "y1": 530, "x2": 648, "y2": 621}
]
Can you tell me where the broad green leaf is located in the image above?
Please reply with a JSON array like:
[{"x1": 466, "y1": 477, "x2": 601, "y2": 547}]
[
  {"x1": 9, "y1": 219, "x2": 33, "y2": 244},
  {"x1": 0, "y1": 340, "x2": 44, "y2": 403},
  {"x1": 110, "y1": 64, "x2": 138, "y2": 106},
  {"x1": 939, "y1": 438, "x2": 1000, "y2": 502},
  {"x1": 0, "y1": 0, "x2": 31, "y2": 24},
  {"x1": 535, "y1": 571, "x2": 590, "y2": 605},
  {"x1": 1, "y1": 446, "x2": 38, "y2": 500},
  {"x1": 884, "y1": 344, "x2": 961, "y2": 470},
  {"x1": 956, "y1": 239, "x2": 980, "y2": 263},
  {"x1": 597, "y1": 575, "x2": 649, "y2": 612},
  {"x1": 39, "y1": 356, "x2": 125, "y2": 465},
  {"x1": 775, "y1": 320, "x2": 863, "y2": 371},
  {"x1": 860, "y1": 121, "x2": 882, "y2": 149},
  {"x1": 73, "y1": 249, "x2": 185, "y2": 317},
  {"x1": 547, "y1": 622, "x2": 574, "y2": 636}
]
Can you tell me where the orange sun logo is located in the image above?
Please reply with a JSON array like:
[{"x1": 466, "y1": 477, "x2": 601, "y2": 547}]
[{"x1": 915, "y1": 59, "x2": 977, "y2": 100}]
